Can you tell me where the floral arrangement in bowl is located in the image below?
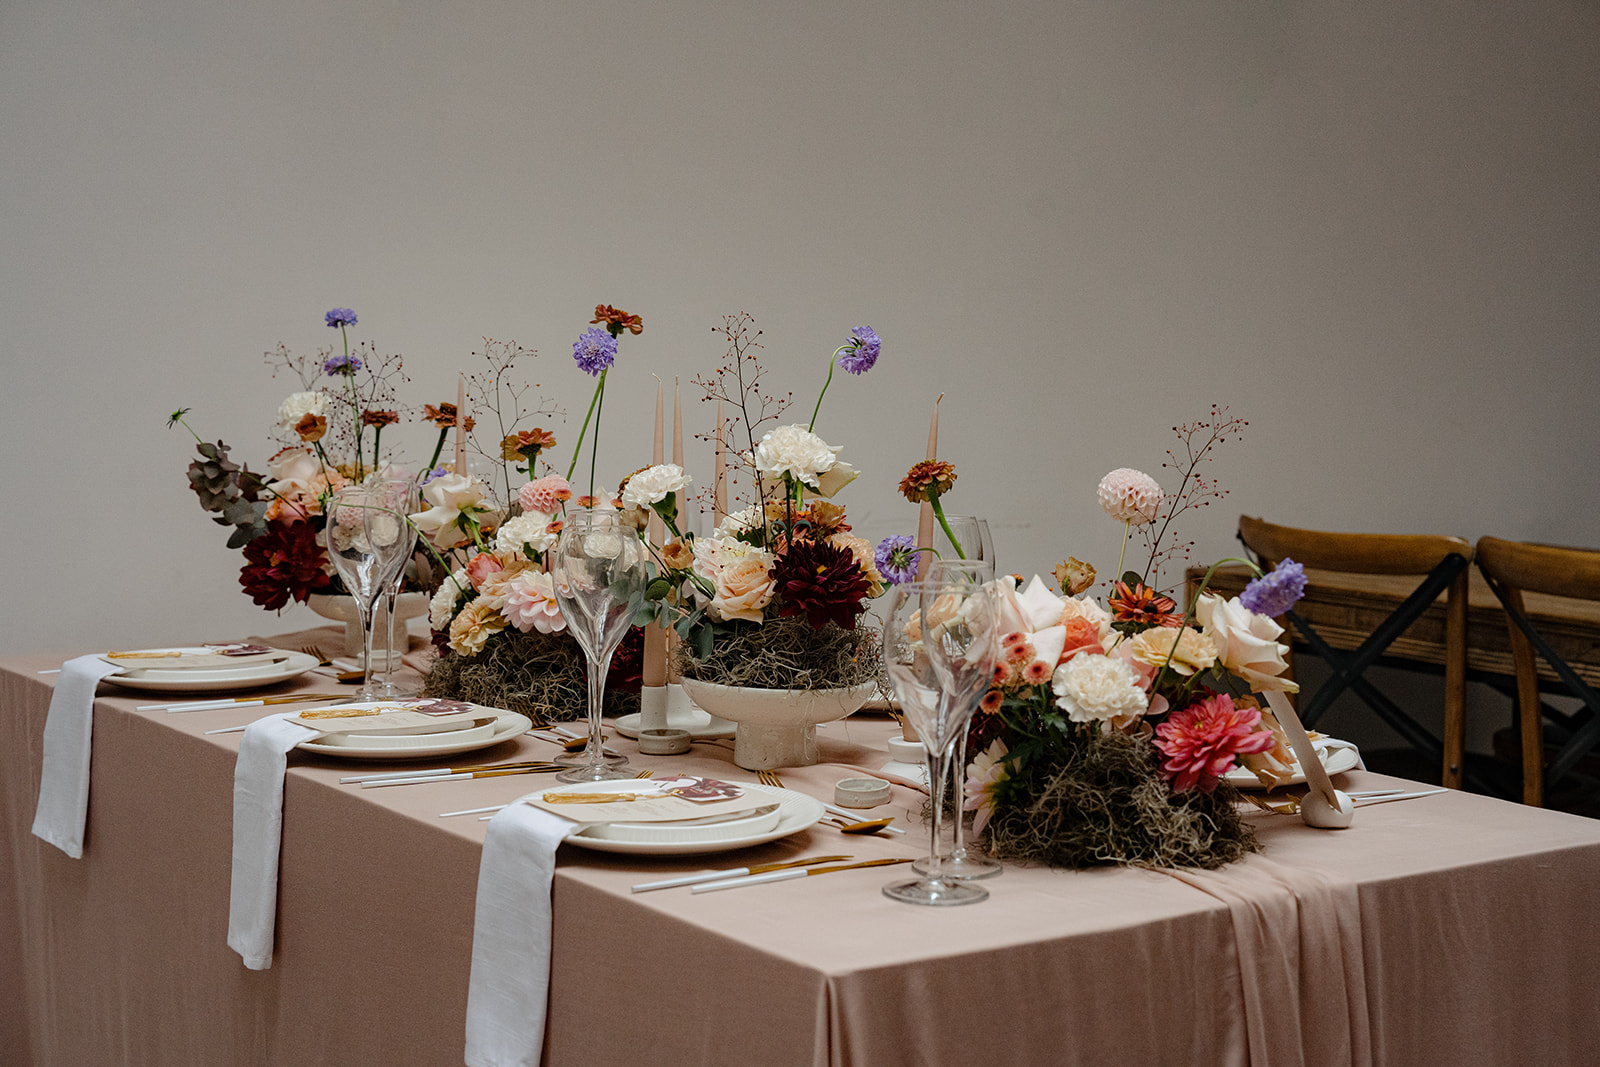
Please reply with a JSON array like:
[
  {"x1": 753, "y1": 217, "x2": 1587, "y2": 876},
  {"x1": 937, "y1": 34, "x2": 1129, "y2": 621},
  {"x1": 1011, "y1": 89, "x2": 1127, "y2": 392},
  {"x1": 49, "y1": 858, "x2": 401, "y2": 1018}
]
[
  {"x1": 169, "y1": 308, "x2": 428, "y2": 609},
  {"x1": 957, "y1": 409, "x2": 1310, "y2": 870},
  {"x1": 627, "y1": 313, "x2": 889, "y2": 693}
]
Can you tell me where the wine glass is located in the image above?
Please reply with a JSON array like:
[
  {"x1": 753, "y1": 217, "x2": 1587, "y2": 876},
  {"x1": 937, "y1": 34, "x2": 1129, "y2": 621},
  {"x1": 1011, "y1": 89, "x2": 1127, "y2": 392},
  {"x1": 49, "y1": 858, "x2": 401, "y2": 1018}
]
[
  {"x1": 326, "y1": 485, "x2": 415, "y2": 701},
  {"x1": 550, "y1": 509, "x2": 649, "y2": 783},
  {"x1": 369, "y1": 473, "x2": 420, "y2": 699},
  {"x1": 940, "y1": 515, "x2": 994, "y2": 568},
  {"x1": 880, "y1": 579, "x2": 1002, "y2": 906},
  {"x1": 914, "y1": 557, "x2": 1002, "y2": 881}
]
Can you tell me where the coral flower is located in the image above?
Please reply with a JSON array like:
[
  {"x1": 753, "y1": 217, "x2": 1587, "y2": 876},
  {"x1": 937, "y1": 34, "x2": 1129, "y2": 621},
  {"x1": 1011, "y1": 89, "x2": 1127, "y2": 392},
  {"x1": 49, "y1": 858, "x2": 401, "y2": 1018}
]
[
  {"x1": 591, "y1": 304, "x2": 644, "y2": 336},
  {"x1": 1153, "y1": 693, "x2": 1277, "y2": 793},
  {"x1": 294, "y1": 413, "x2": 327, "y2": 443},
  {"x1": 898, "y1": 460, "x2": 957, "y2": 504},
  {"x1": 361, "y1": 409, "x2": 399, "y2": 427},
  {"x1": 1108, "y1": 580, "x2": 1183, "y2": 630},
  {"x1": 423, "y1": 402, "x2": 473, "y2": 431}
]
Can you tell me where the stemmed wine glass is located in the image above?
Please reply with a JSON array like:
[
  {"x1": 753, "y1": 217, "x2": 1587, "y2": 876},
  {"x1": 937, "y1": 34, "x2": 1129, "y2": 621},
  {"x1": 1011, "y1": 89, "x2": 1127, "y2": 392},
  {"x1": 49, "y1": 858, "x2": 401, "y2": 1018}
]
[
  {"x1": 913, "y1": 557, "x2": 1002, "y2": 881},
  {"x1": 880, "y1": 578, "x2": 1002, "y2": 906},
  {"x1": 940, "y1": 515, "x2": 994, "y2": 567},
  {"x1": 369, "y1": 473, "x2": 421, "y2": 699},
  {"x1": 550, "y1": 509, "x2": 649, "y2": 784},
  {"x1": 326, "y1": 485, "x2": 416, "y2": 701}
]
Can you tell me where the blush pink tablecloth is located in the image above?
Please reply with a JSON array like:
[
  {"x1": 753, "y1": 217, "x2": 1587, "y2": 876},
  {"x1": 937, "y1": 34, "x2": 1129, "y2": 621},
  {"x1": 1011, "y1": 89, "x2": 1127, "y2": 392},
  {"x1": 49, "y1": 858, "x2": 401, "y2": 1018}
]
[{"x1": 5, "y1": 627, "x2": 1600, "y2": 1066}]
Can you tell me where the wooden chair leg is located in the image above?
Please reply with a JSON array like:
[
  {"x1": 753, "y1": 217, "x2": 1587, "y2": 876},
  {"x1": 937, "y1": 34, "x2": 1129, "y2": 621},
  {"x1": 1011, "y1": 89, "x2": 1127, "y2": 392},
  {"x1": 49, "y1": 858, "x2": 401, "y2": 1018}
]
[{"x1": 1441, "y1": 572, "x2": 1468, "y2": 790}]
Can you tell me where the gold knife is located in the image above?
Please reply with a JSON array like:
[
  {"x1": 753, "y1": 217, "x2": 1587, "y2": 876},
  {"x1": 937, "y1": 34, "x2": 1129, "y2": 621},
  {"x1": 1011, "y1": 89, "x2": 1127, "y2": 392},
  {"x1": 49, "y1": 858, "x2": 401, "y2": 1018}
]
[
  {"x1": 631, "y1": 855, "x2": 854, "y2": 893},
  {"x1": 690, "y1": 857, "x2": 913, "y2": 893}
]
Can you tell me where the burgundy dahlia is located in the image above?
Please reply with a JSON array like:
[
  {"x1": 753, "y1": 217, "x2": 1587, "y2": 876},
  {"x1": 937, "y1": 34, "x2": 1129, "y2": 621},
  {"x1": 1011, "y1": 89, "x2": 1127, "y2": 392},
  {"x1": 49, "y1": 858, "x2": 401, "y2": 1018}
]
[
  {"x1": 239, "y1": 521, "x2": 333, "y2": 610},
  {"x1": 773, "y1": 539, "x2": 871, "y2": 631}
]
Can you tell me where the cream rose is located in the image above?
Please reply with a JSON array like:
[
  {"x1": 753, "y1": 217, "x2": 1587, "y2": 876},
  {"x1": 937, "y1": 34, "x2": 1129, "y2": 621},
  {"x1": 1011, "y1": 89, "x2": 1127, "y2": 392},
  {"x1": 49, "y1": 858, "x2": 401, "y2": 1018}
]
[
  {"x1": 410, "y1": 473, "x2": 491, "y2": 551},
  {"x1": 1195, "y1": 594, "x2": 1298, "y2": 693},
  {"x1": 708, "y1": 555, "x2": 777, "y2": 623},
  {"x1": 447, "y1": 597, "x2": 508, "y2": 656},
  {"x1": 1051, "y1": 654, "x2": 1148, "y2": 724},
  {"x1": 429, "y1": 569, "x2": 472, "y2": 631},
  {"x1": 496, "y1": 511, "x2": 559, "y2": 556},
  {"x1": 1129, "y1": 625, "x2": 1218, "y2": 677}
]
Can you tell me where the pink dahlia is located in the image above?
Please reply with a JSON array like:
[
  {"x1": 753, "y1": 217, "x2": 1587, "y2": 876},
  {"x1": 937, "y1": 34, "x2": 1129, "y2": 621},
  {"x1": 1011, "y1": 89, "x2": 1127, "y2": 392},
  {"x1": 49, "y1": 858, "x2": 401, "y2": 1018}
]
[
  {"x1": 1153, "y1": 693, "x2": 1276, "y2": 793},
  {"x1": 519, "y1": 474, "x2": 573, "y2": 515},
  {"x1": 1096, "y1": 468, "x2": 1163, "y2": 525}
]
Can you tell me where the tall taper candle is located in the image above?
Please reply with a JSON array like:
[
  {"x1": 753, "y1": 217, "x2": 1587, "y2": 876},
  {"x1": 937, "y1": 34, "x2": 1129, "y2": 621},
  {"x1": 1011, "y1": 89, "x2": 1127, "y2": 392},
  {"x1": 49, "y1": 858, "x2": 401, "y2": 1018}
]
[
  {"x1": 673, "y1": 378, "x2": 684, "y2": 466},
  {"x1": 455, "y1": 374, "x2": 467, "y2": 472},
  {"x1": 915, "y1": 394, "x2": 942, "y2": 550},
  {"x1": 643, "y1": 378, "x2": 667, "y2": 688}
]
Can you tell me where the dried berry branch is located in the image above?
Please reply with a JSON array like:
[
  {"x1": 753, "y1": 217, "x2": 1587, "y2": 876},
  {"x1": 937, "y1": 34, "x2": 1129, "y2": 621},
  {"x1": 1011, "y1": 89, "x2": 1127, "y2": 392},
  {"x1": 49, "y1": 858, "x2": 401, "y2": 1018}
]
[
  {"x1": 1138, "y1": 405, "x2": 1248, "y2": 589},
  {"x1": 693, "y1": 312, "x2": 791, "y2": 514}
]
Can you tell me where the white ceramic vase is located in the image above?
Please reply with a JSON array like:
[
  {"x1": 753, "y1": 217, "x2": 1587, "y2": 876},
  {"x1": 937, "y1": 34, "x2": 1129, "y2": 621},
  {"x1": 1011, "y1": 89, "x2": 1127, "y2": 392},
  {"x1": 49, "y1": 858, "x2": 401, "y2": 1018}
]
[
  {"x1": 306, "y1": 591, "x2": 429, "y2": 664},
  {"x1": 677, "y1": 677, "x2": 878, "y2": 770}
]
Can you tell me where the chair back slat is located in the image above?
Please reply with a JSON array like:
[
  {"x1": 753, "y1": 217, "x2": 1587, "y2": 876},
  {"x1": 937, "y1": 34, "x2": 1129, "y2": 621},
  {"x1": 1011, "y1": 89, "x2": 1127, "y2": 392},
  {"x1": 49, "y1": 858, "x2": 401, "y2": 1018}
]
[
  {"x1": 1240, "y1": 516, "x2": 1472, "y2": 575},
  {"x1": 1476, "y1": 537, "x2": 1600, "y2": 602}
]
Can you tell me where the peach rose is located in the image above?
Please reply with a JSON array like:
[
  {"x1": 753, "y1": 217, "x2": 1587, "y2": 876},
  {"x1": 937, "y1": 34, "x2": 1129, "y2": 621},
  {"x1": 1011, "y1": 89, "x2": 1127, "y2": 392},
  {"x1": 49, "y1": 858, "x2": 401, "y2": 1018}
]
[{"x1": 708, "y1": 556, "x2": 776, "y2": 623}]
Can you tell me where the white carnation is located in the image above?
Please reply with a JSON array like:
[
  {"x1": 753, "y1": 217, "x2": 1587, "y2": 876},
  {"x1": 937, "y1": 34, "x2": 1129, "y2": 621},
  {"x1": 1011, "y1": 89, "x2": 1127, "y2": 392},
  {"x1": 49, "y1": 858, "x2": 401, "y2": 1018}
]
[
  {"x1": 496, "y1": 512, "x2": 559, "y2": 556},
  {"x1": 753, "y1": 424, "x2": 840, "y2": 488},
  {"x1": 429, "y1": 569, "x2": 472, "y2": 631},
  {"x1": 1051, "y1": 654, "x2": 1147, "y2": 724},
  {"x1": 621, "y1": 464, "x2": 692, "y2": 507},
  {"x1": 277, "y1": 391, "x2": 327, "y2": 431}
]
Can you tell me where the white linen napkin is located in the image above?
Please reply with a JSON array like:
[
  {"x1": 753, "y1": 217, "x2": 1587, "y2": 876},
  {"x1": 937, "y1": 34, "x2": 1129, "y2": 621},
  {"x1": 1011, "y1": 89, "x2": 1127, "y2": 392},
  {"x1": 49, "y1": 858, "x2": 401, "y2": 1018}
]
[
  {"x1": 30, "y1": 654, "x2": 128, "y2": 858},
  {"x1": 227, "y1": 712, "x2": 321, "y2": 970},
  {"x1": 465, "y1": 801, "x2": 579, "y2": 1067}
]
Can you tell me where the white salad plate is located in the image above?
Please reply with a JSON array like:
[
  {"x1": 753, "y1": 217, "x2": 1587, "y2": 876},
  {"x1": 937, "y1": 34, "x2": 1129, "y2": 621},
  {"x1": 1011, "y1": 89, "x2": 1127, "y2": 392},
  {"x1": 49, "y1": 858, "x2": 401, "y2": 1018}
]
[
  {"x1": 101, "y1": 647, "x2": 319, "y2": 693},
  {"x1": 1224, "y1": 738, "x2": 1362, "y2": 789},
  {"x1": 559, "y1": 780, "x2": 824, "y2": 855},
  {"x1": 295, "y1": 709, "x2": 533, "y2": 761}
]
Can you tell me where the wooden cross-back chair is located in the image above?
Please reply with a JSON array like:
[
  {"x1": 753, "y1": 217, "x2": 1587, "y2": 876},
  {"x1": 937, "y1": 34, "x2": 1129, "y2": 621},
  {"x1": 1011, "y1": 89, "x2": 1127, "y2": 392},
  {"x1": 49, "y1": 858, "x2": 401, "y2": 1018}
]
[
  {"x1": 1474, "y1": 536, "x2": 1600, "y2": 807},
  {"x1": 1236, "y1": 516, "x2": 1473, "y2": 789}
]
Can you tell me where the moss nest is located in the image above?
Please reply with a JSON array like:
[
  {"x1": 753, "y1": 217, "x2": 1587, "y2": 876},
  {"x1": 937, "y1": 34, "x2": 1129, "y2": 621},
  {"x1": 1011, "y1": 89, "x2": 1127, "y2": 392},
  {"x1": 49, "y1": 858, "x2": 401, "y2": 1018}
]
[{"x1": 674, "y1": 614, "x2": 881, "y2": 691}]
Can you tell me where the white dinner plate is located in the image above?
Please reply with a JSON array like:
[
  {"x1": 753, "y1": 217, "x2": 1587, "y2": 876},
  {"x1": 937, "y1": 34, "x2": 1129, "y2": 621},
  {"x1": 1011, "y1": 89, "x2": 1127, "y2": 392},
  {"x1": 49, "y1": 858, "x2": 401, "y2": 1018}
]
[
  {"x1": 1224, "y1": 738, "x2": 1361, "y2": 789},
  {"x1": 562, "y1": 780, "x2": 824, "y2": 855},
  {"x1": 296, "y1": 710, "x2": 533, "y2": 761},
  {"x1": 102, "y1": 647, "x2": 319, "y2": 693}
]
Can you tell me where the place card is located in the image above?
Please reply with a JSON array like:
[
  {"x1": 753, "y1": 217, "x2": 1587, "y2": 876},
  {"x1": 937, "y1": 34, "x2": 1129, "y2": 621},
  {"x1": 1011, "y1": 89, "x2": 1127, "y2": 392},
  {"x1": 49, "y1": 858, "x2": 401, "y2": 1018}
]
[
  {"x1": 523, "y1": 777, "x2": 767, "y2": 825},
  {"x1": 99, "y1": 648, "x2": 286, "y2": 671},
  {"x1": 284, "y1": 705, "x2": 493, "y2": 737}
]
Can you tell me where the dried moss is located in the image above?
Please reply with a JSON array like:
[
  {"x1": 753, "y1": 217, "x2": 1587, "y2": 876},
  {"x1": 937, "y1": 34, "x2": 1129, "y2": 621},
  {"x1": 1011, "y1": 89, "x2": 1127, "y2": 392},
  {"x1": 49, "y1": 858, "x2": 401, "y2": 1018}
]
[
  {"x1": 980, "y1": 730, "x2": 1258, "y2": 871},
  {"x1": 421, "y1": 629, "x2": 640, "y2": 727},
  {"x1": 674, "y1": 614, "x2": 880, "y2": 690}
]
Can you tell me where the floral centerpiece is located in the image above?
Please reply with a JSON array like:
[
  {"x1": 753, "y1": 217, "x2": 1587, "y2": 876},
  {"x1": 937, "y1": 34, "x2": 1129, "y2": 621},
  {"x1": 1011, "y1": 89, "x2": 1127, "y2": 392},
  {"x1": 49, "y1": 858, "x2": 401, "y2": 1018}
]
[
  {"x1": 169, "y1": 308, "x2": 423, "y2": 609},
  {"x1": 958, "y1": 410, "x2": 1309, "y2": 870},
  {"x1": 419, "y1": 307, "x2": 645, "y2": 723},
  {"x1": 633, "y1": 314, "x2": 888, "y2": 693}
]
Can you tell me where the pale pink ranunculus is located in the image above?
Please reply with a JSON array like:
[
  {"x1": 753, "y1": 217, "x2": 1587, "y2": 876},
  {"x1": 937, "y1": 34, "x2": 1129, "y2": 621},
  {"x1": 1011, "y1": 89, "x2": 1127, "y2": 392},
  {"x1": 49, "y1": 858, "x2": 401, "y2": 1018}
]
[
  {"x1": 518, "y1": 475, "x2": 573, "y2": 516},
  {"x1": 1097, "y1": 468, "x2": 1163, "y2": 525},
  {"x1": 502, "y1": 571, "x2": 567, "y2": 634},
  {"x1": 708, "y1": 556, "x2": 777, "y2": 623},
  {"x1": 1195, "y1": 594, "x2": 1298, "y2": 693},
  {"x1": 466, "y1": 552, "x2": 503, "y2": 591}
]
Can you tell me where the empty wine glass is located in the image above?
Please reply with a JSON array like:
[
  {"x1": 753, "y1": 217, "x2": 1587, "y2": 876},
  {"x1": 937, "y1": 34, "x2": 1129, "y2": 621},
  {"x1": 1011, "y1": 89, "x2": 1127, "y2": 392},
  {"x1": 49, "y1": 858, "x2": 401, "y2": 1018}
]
[
  {"x1": 914, "y1": 557, "x2": 1002, "y2": 881},
  {"x1": 880, "y1": 578, "x2": 1002, "y2": 906},
  {"x1": 326, "y1": 485, "x2": 416, "y2": 700},
  {"x1": 940, "y1": 515, "x2": 994, "y2": 567},
  {"x1": 367, "y1": 472, "x2": 420, "y2": 699},
  {"x1": 550, "y1": 509, "x2": 649, "y2": 783}
]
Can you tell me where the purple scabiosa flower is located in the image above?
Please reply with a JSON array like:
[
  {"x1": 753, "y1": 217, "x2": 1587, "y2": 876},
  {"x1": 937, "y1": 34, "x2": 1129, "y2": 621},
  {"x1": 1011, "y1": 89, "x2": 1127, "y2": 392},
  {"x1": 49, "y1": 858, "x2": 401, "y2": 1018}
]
[
  {"x1": 322, "y1": 352, "x2": 363, "y2": 376},
  {"x1": 874, "y1": 533, "x2": 921, "y2": 585},
  {"x1": 325, "y1": 308, "x2": 358, "y2": 328},
  {"x1": 837, "y1": 326, "x2": 880, "y2": 375},
  {"x1": 1240, "y1": 558, "x2": 1307, "y2": 618},
  {"x1": 420, "y1": 466, "x2": 450, "y2": 487},
  {"x1": 572, "y1": 327, "x2": 618, "y2": 377}
]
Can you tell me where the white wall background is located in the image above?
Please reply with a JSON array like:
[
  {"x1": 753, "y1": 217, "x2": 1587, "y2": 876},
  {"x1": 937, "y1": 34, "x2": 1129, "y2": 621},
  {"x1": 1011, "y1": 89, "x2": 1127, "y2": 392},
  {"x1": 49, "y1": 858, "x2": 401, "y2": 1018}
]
[{"x1": 4, "y1": 1, "x2": 1597, "y2": 751}]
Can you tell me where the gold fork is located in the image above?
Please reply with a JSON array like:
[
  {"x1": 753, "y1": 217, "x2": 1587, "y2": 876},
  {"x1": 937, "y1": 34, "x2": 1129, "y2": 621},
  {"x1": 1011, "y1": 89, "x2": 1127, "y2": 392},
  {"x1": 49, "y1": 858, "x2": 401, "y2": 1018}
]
[
  {"x1": 299, "y1": 645, "x2": 332, "y2": 667},
  {"x1": 633, "y1": 769, "x2": 654, "y2": 779},
  {"x1": 755, "y1": 769, "x2": 784, "y2": 788}
]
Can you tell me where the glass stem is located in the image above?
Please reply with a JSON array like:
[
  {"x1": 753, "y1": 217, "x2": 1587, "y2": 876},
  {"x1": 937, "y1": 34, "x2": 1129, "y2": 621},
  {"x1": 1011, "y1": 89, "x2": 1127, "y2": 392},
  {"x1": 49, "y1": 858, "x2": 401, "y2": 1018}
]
[
  {"x1": 583, "y1": 654, "x2": 610, "y2": 773},
  {"x1": 382, "y1": 585, "x2": 399, "y2": 689},
  {"x1": 950, "y1": 720, "x2": 972, "y2": 862},
  {"x1": 924, "y1": 743, "x2": 951, "y2": 884},
  {"x1": 359, "y1": 592, "x2": 379, "y2": 694}
]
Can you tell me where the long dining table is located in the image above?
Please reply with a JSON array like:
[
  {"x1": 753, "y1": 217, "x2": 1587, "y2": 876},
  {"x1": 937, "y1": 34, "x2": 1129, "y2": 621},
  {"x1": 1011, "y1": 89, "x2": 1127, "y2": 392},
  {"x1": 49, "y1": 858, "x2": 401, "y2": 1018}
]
[{"x1": 5, "y1": 626, "x2": 1600, "y2": 1066}]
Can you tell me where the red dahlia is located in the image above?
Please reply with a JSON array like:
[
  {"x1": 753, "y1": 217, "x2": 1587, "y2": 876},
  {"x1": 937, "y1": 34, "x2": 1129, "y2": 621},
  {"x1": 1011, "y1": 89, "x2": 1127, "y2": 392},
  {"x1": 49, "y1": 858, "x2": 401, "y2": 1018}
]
[
  {"x1": 773, "y1": 539, "x2": 871, "y2": 631},
  {"x1": 239, "y1": 521, "x2": 333, "y2": 610}
]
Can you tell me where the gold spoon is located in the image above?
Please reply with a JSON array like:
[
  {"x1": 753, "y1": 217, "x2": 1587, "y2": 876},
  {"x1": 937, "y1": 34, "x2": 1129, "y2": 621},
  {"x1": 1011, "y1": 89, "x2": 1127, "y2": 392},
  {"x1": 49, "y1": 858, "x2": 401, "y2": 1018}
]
[{"x1": 823, "y1": 815, "x2": 895, "y2": 835}]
